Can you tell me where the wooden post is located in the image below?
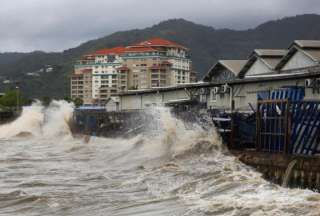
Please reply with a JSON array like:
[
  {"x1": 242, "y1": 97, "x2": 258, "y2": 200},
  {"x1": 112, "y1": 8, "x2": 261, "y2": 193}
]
[
  {"x1": 284, "y1": 100, "x2": 291, "y2": 154},
  {"x1": 230, "y1": 113, "x2": 235, "y2": 149},
  {"x1": 256, "y1": 102, "x2": 261, "y2": 151}
]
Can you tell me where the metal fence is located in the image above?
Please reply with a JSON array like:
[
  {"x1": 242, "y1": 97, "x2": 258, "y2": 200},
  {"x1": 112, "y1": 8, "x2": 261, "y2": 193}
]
[
  {"x1": 256, "y1": 99, "x2": 290, "y2": 153},
  {"x1": 256, "y1": 99, "x2": 320, "y2": 155}
]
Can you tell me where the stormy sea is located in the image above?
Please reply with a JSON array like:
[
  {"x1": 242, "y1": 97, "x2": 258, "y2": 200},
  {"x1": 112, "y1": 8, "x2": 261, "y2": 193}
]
[{"x1": 0, "y1": 101, "x2": 320, "y2": 216}]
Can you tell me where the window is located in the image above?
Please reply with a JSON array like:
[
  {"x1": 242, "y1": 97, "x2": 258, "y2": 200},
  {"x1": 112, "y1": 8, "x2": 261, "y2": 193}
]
[{"x1": 211, "y1": 91, "x2": 217, "y2": 102}]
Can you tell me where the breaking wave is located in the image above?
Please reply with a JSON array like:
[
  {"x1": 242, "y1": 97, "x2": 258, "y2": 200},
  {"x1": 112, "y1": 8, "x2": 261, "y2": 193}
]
[
  {"x1": 0, "y1": 100, "x2": 74, "y2": 139},
  {"x1": 0, "y1": 105, "x2": 319, "y2": 215}
]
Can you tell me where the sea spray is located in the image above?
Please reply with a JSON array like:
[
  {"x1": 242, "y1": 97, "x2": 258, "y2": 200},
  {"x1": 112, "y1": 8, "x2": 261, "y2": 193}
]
[
  {"x1": 41, "y1": 100, "x2": 74, "y2": 138},
  {"x1": 0, "y1": 101, "x2": 44, "y2": 138},
  {"x1": 0, "y1": 106, "x2": 320, "y2": 215},
  {"x1": 141, "y1": 107, "x2": 223, "y2": 159},
  {"x1": 0, "y1": 100, "x2": 74, "y2": 139}
]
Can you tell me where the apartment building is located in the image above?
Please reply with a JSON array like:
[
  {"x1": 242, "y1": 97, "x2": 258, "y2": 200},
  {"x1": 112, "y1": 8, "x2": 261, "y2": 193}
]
[
  {"x1": 91, "y1": 47, "x2": 125, "y2": 103},
  {"x1": 71, "y1": 38, "x2": 195, "y2": 104},
  {"x1": 120, "y1": 38, "x2": 192, "y2": 91},
  {"x1": 71, "y1": 55, "x2": 94, "y2": 104}
]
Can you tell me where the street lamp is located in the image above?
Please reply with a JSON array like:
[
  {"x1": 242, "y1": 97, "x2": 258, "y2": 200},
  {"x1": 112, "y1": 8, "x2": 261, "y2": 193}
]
[{"x1": 16, "y1": 86, "x2": 19, "y2": 111}]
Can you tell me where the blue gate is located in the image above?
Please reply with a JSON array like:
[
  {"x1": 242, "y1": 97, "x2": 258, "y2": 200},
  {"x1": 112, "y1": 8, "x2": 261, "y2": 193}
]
[
  {"x1": 256, "y1": 99, "x2": 320, "y2": 155},
  {"x1": 256, "y1": 86, "x2": 320, "y2": 155},
  {"x1": 256, "y1": 99, "x2": 290, "y2": 153}
]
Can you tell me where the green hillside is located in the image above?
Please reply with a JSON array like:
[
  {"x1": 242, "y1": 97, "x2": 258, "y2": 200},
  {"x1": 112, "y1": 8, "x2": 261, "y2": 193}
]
[{"x1": 1, "y1": 14, "x2": 320, "y2": 99}]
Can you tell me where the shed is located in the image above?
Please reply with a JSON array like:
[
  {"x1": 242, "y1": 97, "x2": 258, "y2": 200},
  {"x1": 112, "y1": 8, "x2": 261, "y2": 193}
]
[
  {"x1": 275, "y1": 40, "x2": 320, "y2": 71},
  {"x1": 203, "y1": 60, "x2": 247, "y2": 82},
  {"x1": 238, "y1": 49, "x2": 287, "y2": 78}
]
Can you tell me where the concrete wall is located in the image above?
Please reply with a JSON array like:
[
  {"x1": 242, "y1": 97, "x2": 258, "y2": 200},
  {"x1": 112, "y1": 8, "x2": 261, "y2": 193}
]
[
  {"x1": 120, "y1": 95, "x2": 142, "y2": 110},
  {"x1": 207, "y1": 87, "x2": 230, "y2": 110},
  {"x1": 208, "y1": 77, "x2": 320, "y2": 112},
  {"x1": 106, "y1": 100, "x2": 119, "y2": 112},
  {"x1": 120, "y1": 89, "x2": 190, "y2": 110},
  {"x1": 282, "y1": 51, "x2": 317, "y2": 70}
]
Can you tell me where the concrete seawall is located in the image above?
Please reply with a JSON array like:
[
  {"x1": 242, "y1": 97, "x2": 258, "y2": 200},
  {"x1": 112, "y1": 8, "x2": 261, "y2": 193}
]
[{"x1": 234, "y1": 150, "x2": 320, "y2": 190}]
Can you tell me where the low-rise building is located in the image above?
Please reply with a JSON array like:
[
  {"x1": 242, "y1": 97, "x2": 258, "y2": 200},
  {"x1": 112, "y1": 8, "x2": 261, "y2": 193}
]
[
  {"x1": 205, "y1": 40, "x2": 320, "y2": 112},
  {"x1": 117, "y1": 40, "x2": 320, "y2": 113}
]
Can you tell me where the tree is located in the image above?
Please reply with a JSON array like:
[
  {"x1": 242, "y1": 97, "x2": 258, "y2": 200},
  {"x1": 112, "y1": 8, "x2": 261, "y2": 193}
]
[
  {"x1": 63, "y1": 96, "x2": 72, "y2": 103},
  {"x1": 73, "y1": 97, "x2": 83, "y2": 107},
  {"x1": 0, "y1": 90, "x2": 20, "y2": 108},
  {"x1": 0, "y1": 89, "x2": 31, "y2": 110}
]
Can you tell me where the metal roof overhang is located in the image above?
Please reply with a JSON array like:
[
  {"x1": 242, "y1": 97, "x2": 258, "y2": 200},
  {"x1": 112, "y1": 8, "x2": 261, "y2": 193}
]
[
  {"x1": 118, "y1": 66, "x2": 320, "y2": 96},
  {"x1": 165, "y1": 98, "x2": 196, "y2": 106},
  {"x1": 117, "y1": 83, "x2": 212, "y2": 96},
  {"x1": 226, "y1": 67, "x2": 320, "y2": 86}
]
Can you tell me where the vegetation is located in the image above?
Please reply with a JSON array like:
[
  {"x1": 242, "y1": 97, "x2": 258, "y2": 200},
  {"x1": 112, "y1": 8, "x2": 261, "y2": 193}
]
[
  {"x1": 0, "y1": 14, "x2": 320, "y2": 99},
  {"x1": 0, "y1": 89, "x2": 30, "y2": 110},
  {"x1": 72, "y1": 97, "x2": 83, "y2": 107}
]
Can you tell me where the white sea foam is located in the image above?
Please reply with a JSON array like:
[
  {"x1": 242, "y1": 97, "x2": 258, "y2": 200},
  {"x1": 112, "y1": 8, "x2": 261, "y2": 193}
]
[
  {"x1": 0, "y1": 100, "x2": 74, "y2": 139},
  {"x1": 0, "y1": 105, "x2": 319, "y2": 216}
]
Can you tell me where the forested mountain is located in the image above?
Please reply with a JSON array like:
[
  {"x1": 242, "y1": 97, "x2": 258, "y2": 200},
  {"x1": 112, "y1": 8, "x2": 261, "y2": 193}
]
[{"x1": 1, "y1": 14, "x2": 320, "y2": 98}]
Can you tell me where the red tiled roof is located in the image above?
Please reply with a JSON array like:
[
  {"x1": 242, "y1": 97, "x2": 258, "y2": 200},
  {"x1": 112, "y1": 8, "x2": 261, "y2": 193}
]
[
  {"x1": 117, "y1": 66, "x2": 130, "y2": 71},
  {"x1": 94, "y1": 46, "x2": 126, "y2": 55},
  {"x1": 124, "y1": 46, "x2": 158, "y2": 53},
  {"x1": 130, "y1": 37, "x2": 187, "y2": 49}
]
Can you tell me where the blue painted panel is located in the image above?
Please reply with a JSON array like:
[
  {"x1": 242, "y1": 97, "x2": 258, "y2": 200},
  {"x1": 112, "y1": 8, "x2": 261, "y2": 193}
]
[{"x1": 257, "y1": 86, "x2": 305, "y2": 102}]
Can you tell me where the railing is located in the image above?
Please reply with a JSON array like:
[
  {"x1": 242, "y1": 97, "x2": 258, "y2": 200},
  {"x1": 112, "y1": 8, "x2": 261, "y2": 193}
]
[
  {"x1": 256, "y1": 99, "x2": 290, "y2": 154},
  {"x1": 255, "y1": 99, "x2": 320, "y2": 155}
]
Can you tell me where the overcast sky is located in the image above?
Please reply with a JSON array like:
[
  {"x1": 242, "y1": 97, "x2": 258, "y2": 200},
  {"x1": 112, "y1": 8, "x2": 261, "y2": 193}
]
[{"x1": 0, "y1": 0, "x2": 319, "y2": 52}]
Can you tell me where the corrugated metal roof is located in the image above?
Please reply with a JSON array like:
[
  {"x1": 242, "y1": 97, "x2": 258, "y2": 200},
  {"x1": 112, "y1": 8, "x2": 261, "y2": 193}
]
[
  {"x1": 230, "y1": 65, "x2": 320, "y2": 85},
  {"x1": 238, "y1": 50, "x2": 287, "y2": 78},
  {"x1": 275, "y1": 42, "x2": 320, "y2": 70},
  {"x1": 294, "y1": 40, "x2": 320, "y2": 49},
  {"x1": 261, "y1": 57, "x2": 284, "y2": 69},
  {"x1": 254, "y1": 49, "x2": 287, "y2": 57},
  {"x1": 218, "y1": 60, "x2": 247, "y2": 75},
  {"x1": 302, "y1": 49, "x2": 320, "y2": 62},
  {"x1": 202, "y1": 60, "x2": 247, "y2": 81}
]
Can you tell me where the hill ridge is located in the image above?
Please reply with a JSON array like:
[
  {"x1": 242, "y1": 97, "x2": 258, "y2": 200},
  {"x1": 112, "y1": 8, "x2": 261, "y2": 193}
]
[{"x1": 1, "y1": 13, "x2": 320, "y2": 98}]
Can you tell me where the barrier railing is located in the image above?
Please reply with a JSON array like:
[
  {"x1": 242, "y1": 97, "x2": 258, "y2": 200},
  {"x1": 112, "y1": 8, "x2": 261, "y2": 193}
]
[{"x1": 256, "y1": 99, "x2": 320, "y2": 155}]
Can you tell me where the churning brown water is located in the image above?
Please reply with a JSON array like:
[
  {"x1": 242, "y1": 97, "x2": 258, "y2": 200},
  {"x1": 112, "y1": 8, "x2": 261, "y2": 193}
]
[{"x1": 0, "y1": 101, "x2": 320, "y2": 216}]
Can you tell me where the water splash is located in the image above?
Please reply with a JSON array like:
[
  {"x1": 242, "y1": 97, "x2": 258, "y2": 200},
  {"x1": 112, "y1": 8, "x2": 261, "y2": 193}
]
[
  {"x1": 138, "y1": 107, "x2": 223, "y2": 160},
  {"x1": 0, "y1": 105, "x2": 320, "y2": 215},
  {"x1": 0, "y1": 100, "x2": 74, "y2": 139},
  {"x1": 105, "y1": 107, "x2": 320, "y2": 216}
]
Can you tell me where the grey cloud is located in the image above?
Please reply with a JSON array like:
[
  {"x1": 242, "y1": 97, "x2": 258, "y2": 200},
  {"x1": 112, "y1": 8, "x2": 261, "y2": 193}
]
[{"x1": 0, "y1": 0, "x2": 320, "y2": 52}]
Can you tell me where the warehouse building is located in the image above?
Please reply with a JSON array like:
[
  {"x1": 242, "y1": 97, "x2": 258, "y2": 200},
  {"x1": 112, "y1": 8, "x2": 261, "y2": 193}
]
[{"x1": 118, "y1": 40, "x2": 320, "y2": 113}]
